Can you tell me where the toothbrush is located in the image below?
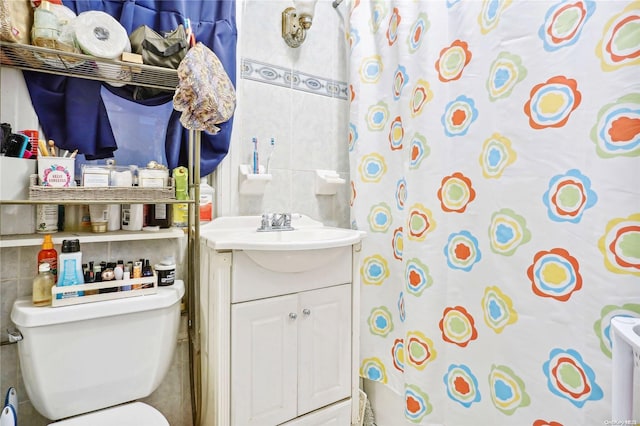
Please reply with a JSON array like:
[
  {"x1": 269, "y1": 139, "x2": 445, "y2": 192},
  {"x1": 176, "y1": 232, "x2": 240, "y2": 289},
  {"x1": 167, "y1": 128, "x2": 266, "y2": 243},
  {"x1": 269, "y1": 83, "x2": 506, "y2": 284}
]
[
  {"x1": 252, "y1": 137, "x2": 259, "y2": 174},
  {"x1": 266, "y1": 137, "x2": 276, "y2": 174}
]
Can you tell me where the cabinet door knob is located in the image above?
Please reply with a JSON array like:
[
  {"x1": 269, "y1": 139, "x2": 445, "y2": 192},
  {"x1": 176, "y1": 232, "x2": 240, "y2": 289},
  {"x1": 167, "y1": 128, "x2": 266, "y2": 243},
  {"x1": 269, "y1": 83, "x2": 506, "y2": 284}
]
[
  {"x1": 289, "y1": 312, "x2": 298, "y2": 320},
  {"x1": 302, "y1": 308, "x2": 311, "y2": 316}
]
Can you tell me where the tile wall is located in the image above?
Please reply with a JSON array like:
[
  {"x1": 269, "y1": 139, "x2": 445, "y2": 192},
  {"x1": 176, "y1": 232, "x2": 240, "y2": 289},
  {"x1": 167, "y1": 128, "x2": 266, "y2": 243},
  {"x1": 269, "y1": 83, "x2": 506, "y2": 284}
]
[{"x1": 217, "y1": 0, "x2": 351, "y2": 228}]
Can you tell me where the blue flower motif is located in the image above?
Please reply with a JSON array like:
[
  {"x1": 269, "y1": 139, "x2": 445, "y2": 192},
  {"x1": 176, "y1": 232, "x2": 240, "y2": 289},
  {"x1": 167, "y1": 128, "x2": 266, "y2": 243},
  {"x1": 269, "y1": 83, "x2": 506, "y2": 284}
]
[
  {"x1": 398, "y1": 291, "x2": 406, "y2": 322},
  {"x1": 443, "y1": 364, "x2": 481, "y2": 407},
  {"x1": 348, "y1": 122, "x2": 358, "y2": 152},
  {"x1": 444, "y1": 230, "x2": 482, "y2": 271},
  {"x1": 542, "y1": 348, "x2": 603, "y2": 408},
  {"x1": 543, "y1": 169, "x2": 597, "y2": 223},
  {"x1": 539, "y1": 1, "x2": 595, "y2": 52},
  {"x1": 441, "y1": 95, "x2": 478, "y2": 137}
]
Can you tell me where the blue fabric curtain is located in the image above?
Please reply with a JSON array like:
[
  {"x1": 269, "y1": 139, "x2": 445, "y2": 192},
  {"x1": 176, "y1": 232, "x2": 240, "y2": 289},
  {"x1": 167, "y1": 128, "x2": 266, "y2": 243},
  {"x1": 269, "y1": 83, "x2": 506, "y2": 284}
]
[{"x1": 24, "y1": 0, "x2": 236, "y2": 176}]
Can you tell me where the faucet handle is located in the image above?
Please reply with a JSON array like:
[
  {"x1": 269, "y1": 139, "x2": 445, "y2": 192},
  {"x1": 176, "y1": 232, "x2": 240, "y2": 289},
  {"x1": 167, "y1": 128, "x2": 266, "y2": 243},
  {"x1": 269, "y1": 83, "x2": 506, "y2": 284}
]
[
  {"x1": 259, "y1": 213, "x2": 271, "y2": 230},
  {"x1": 282, "y1": 213, "x2": 292, "y2": 228},
  {"x1": 270, "y1": 213, "x2": 281, "y2": 227}
]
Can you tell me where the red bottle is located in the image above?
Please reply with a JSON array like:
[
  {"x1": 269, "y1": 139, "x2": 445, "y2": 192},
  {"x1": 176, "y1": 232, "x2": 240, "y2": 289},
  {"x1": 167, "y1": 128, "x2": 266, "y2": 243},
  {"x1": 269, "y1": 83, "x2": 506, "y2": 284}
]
[{"x1": 37, "y1": 234, "x2": 58, "y2": 280}]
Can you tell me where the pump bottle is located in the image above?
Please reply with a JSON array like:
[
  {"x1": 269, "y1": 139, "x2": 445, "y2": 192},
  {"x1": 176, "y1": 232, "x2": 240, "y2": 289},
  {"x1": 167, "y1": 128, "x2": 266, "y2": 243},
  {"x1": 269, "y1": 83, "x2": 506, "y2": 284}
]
[{"x1": 57, "y1": 239, "x2": 85, "y2": 299}]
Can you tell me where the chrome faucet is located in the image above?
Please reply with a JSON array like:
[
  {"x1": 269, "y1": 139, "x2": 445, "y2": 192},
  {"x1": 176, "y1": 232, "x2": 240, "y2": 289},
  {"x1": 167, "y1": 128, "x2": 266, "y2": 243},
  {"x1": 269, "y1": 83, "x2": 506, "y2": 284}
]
[{"x1": 258, "y1": 213, "x2": 294, "y2": 231}]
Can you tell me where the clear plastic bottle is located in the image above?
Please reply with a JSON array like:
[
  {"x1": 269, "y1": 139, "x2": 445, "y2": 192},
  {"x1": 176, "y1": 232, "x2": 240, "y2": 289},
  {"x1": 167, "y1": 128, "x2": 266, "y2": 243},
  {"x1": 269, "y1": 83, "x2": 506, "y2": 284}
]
[
  {"x1": 199, "y1": 182, "x2": 215, "y2": 222},
  {"x1": 33, "y1": 262, "x2": 55, "y2": 306}
]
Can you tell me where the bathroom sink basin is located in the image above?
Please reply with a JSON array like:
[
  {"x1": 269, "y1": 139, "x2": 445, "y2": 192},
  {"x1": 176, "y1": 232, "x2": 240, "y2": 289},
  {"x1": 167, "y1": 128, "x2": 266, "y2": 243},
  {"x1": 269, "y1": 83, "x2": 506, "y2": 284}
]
[
  {"x1": 200, "y1": 215, "x2": 365, "y2": 273},
  {"x1": 200, "y1": 215, "x2": 365, "y2": 251}
]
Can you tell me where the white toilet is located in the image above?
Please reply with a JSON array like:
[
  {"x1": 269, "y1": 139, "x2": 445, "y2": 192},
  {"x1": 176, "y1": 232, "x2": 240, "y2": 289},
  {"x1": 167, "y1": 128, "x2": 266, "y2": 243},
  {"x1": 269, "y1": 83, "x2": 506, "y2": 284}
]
[{"x1": 10, "y1": 280, "x2": 185, "y2": 425}]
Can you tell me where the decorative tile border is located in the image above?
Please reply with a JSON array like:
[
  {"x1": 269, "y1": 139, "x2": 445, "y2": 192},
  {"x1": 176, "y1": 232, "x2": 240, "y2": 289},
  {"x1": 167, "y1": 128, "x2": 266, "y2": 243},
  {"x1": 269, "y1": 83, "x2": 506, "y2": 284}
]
[{"x1": 241, "y1": 58, "x2": 349, "y2": 100}]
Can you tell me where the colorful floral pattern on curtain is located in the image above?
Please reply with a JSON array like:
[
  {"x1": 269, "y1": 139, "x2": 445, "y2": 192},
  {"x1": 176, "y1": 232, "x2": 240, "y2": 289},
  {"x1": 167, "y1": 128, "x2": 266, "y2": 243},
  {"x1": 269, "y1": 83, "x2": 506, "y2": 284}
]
[{"x1": 348, "y1": 1, "x2": 640, "y2": 425}]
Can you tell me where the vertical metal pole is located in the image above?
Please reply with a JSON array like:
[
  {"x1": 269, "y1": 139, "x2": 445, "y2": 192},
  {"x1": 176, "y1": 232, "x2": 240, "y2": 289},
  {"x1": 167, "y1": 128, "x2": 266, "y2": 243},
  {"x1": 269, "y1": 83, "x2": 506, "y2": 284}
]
[
  {"x1": 193, "y1": 130, "x2": 202, "y2": 426},
  {"x1": 187, "y1": 128, "x2": 202, "y2": 425}
]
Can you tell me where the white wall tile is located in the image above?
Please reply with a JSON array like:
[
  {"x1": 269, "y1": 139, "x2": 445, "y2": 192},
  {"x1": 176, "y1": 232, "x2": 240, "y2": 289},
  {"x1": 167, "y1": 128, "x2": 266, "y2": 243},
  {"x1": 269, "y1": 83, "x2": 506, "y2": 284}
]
[{"x1": 227, "y1": 2, "x2": 349, "y2": 224}]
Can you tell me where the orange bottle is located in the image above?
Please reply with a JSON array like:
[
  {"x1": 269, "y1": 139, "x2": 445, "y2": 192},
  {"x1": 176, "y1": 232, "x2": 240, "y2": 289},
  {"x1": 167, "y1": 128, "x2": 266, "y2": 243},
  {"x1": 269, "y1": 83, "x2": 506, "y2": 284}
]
[{"x1": 37, "y1": 234, "x2": 58, "y2": 281}]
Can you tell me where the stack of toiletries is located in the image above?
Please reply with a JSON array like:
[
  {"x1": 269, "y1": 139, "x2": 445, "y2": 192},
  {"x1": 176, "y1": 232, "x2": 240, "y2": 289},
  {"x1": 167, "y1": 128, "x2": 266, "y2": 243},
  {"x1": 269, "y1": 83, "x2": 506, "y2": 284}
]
[
  {"x1": 34, "y1": 159, "x2": 176, "y2": 235},
  {"x1": 31, "y1": 236, "x2": 176, "y2": 307}
]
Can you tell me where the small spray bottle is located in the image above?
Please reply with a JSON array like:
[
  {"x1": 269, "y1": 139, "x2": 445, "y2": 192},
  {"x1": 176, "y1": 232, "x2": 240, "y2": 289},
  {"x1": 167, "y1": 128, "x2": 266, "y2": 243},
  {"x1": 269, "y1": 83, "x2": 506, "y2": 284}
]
[{"x1": 252, "y1": 137, "x2": 259, "y2": 174}]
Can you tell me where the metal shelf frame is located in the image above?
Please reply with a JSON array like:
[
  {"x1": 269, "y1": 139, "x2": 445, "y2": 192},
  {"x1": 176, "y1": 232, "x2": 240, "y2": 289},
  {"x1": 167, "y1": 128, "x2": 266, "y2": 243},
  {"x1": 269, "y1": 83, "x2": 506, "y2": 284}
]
[
  {"x1": 1, "y1": 41, "x2": 202, "y2": 425},
  {"x1": 1, "y1": 41, "x2": 178, "y2": 90}
]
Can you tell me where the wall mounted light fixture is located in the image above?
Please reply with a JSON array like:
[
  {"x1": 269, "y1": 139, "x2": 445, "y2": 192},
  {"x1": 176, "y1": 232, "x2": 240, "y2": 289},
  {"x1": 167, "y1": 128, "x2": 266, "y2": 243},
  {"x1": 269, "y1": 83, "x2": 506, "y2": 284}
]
[{"x1": 282, "y1": 0, "x2": 318, "y2": 48}]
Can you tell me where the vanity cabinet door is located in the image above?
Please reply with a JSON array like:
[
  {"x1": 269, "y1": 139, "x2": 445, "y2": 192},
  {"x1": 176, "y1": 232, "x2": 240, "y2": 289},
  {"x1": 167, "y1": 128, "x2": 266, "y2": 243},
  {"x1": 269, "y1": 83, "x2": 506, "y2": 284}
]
[
  {"x1": 280, "y1": 399, "x2": 351, "y2": 426},
  {"x1": 231, "y1": 294, "x2": 298, "y2": 426},
  {"x1": 297, "y1": 284, "x2": 351, "y2": 416}
]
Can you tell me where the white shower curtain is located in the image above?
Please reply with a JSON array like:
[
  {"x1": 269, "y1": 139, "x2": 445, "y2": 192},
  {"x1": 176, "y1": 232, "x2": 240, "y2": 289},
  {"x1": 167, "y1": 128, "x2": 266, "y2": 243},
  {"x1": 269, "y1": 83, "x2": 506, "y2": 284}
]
[{"x1": 348, "y1": 1, "x2": 640, "y2": 425}]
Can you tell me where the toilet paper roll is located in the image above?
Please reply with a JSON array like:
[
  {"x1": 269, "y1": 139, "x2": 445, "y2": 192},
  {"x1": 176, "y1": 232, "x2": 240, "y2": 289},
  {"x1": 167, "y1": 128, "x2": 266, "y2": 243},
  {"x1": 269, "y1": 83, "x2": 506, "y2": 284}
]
[{"x1": 74, "y1": 11, "x2": 128, "y2": 59}]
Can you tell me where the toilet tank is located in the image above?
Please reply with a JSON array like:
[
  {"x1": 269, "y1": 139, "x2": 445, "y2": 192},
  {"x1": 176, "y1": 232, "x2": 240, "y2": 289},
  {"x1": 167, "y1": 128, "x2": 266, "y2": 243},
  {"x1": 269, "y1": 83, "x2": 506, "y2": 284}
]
[{"x1": 10, "y1": 280, "x2": 185, "y2": 421}]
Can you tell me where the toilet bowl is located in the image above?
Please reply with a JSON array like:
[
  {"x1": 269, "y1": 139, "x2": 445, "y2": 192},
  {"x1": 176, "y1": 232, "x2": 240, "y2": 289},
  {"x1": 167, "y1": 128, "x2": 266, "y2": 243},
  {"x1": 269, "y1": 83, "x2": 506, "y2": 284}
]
[{"x1": 11, "y1": 280, "x2": 184, "y2": 424}]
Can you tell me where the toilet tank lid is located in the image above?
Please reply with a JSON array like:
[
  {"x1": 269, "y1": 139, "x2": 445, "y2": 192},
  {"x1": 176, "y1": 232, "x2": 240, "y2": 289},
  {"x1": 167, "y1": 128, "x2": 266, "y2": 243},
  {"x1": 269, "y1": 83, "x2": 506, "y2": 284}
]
[
  {"x1": 47, "y1": 402, "x2": 169, "y2": 426},
  {"x1": 11, "y1": 280, "x2": 184, "y2": 328}
]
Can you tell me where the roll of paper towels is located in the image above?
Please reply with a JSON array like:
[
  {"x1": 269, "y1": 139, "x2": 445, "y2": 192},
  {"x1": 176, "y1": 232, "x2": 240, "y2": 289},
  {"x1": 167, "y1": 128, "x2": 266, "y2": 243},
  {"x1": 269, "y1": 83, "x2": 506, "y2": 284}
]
[{"x1": 74, "y1": 11, "x2": 128, "y2": 59}]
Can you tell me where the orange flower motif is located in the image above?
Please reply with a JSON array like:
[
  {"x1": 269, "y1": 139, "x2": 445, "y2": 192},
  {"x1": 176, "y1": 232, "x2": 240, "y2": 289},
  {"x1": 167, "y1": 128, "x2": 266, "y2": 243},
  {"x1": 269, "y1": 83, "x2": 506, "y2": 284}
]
[
  {"x1": 527, "y1": 248, "x2": 583, "y2": 301},
  {"x1": 350, "y1": 181, "x2": 356, "y2": 207},
  {"x1": 437, "y1": 172, "x2": 476, "y2": 213},
  {"x1": 524, "y1": 75, "x2": 581, "y2": 129},
  {"x1": 439, "y1": 306, "x2": 478, "y2": 347},
  {"x1": 435, "y1": 40, "x2": 472, "y2": 82},
  {"x1": 533, "y1": 420, "x2": 563, "y2": 426}
]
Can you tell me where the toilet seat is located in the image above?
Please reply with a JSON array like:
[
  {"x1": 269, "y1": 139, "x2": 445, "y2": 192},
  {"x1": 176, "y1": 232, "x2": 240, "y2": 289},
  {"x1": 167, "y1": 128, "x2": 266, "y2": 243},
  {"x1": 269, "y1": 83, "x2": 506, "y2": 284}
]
[{"x1": 49, "y1": 402, "x2": 168, "y2": 426}]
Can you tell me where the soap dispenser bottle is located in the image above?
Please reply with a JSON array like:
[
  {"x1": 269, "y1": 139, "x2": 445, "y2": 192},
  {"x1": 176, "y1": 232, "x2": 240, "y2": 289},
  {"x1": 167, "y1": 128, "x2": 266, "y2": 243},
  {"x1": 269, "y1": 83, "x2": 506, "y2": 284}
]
[{"x1": 56, "y1": 239, "x2": 85, "y2": 299}]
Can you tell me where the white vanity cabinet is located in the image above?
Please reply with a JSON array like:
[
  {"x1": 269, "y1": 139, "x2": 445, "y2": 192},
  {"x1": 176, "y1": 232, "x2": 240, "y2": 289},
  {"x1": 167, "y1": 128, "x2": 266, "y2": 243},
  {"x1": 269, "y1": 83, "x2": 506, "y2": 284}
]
[
  {"x1": 199, "y1": 216, "x2": 364, "y2": 426},
  {"x1": 231, "y1": 283, "x2": 351, "y2": 426}
]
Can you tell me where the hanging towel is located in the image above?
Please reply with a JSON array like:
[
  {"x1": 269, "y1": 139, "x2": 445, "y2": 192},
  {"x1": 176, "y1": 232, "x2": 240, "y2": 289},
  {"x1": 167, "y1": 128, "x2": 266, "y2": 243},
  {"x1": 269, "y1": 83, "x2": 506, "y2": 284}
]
[{"x1": 173, "y1": 42, "x2": 236, "y2": 134}]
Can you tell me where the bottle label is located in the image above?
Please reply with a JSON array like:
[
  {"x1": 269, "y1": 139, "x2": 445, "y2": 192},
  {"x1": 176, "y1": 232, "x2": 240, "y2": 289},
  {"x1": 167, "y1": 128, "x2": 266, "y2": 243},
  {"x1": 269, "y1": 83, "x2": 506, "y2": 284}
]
[
  {"x1": 58, "y1": 258, "x2": 84, "y2": 299},
  {"x1": 36, "y1": 205, "x2": 58, "y2": 233},
  {"x1": 155, "y1": 204, "x2": 167, "y2": 220}
]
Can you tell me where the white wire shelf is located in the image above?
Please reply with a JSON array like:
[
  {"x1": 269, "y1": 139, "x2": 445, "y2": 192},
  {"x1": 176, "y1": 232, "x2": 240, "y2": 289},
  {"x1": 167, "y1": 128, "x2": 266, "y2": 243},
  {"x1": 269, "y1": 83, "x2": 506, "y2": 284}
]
[{"x1": 0, "y1": 41, "x2": 178, "y2": 91}]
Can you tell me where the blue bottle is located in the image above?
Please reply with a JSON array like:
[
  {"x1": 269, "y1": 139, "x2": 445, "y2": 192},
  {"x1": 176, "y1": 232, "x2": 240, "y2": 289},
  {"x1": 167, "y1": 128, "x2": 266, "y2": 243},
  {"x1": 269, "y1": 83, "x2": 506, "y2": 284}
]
[{"x1": 56, "y1": 239, "x2": 85, "y2": 299}]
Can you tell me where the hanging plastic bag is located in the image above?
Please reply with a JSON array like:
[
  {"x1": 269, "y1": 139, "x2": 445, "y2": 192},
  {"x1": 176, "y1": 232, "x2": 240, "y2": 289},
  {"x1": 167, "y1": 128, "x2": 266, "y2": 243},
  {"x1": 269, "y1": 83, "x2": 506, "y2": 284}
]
[
  {"x1": 172, "y1": 42, "x2": 236, "y2": 134},
  {"x1": 129, "y1": 24, "x2": 188, "y2": 99},
  {"x1": 129, "y1": 24, "x2": 188, "y2": 69}
]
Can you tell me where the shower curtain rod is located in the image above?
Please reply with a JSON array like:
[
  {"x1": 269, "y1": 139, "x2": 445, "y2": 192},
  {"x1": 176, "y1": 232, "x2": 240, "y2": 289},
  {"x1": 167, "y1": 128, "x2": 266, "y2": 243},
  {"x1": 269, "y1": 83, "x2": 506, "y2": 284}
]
[{"x1": 332, "y1": 0, "x2": 343, "y2": 8}]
